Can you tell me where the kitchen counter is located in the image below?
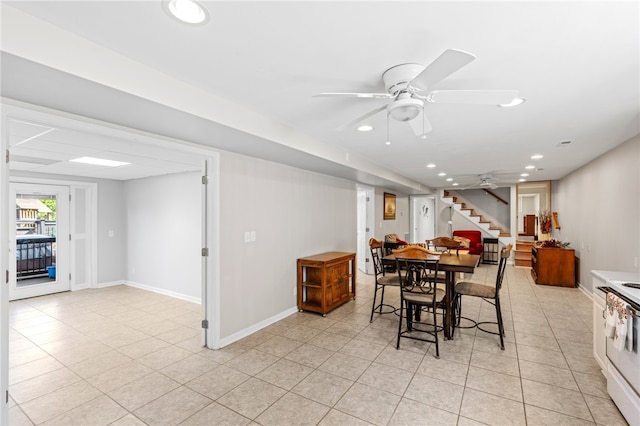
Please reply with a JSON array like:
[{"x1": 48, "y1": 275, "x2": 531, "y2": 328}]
[{"x1": 592, "y1": 270, "x2": 640, "y2": 301}]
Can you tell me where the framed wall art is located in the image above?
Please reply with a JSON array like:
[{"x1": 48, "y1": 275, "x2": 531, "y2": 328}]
[{"x1": 383, "y1": 192, "x2": 396, "y2": 220}]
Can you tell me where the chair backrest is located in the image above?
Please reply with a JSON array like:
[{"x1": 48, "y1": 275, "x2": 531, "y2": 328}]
[
  {"x1": 383, "y1": 241, "x2": 404, "y2": 256},
  {"x1": 395, "y1": 257, "x2": 439, "y2": 294},
  {"x1": 392, "y1": 245, "x2": 441, "y2": 258},
  {"x1": 495, "y1": 244, "x2": 513, "y2": 292},
  {"x1": 369, "y1": 238, "x2": 384, "y2": 276},
  {"x1": 428, "y1": 236, "x2": 460, "y2": 251}
]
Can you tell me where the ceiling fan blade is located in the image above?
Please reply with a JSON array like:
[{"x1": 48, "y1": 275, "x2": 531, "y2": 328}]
[
  {"x1": 338, "y1": 105, "x2": 387, "y2": 131},
  {"x1": 408, "y1": 111, "x2": 433, "y2": 136},
  {"x1": 427, "y1": 90, "x2": 519, "y2": 105},
  {"x1": 409, "y1": 49, "x2": 476, "y2": 93},
  {"x1": 314, "y1": 92, "x2": 393, "y2": 99}
]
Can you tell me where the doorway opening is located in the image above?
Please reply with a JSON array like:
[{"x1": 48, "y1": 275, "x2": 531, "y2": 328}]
[
  {"x1": 356, "y1": 185, "x2": 374, "y2": 275},
  {"x1": 410, "y1": 195, "x2": 436, "y2": 244}
]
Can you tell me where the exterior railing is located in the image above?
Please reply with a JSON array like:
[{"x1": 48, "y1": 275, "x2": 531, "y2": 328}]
[{"x1": 16, "y1": 236, "x2": 56, "y2": 279}]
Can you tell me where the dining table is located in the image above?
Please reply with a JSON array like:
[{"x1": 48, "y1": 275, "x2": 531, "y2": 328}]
[{"x1": 383, "y1": 246, "x2": 481, "y2": 339}]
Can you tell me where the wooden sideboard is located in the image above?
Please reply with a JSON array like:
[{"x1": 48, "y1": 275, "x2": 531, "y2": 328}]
[
  {"x1": 531, "y1": 246, "x2": 575, "y2": 287},
  {"x1": 297, "y1": 252, "x2": 356, "y2": 316}
]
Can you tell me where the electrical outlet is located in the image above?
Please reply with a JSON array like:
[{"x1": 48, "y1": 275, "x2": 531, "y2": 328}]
[
  {"x1": 293, "y1": 287, "x2": 297, "y2": 296},
  {"x1": 244, "y1": 231, "x2": 251, "y2": 242},
  {"x1": 634, "y1": 257, "x2": 638, "y2": 268},
  {"x1": 250, "y1": 231, "x2": 256, "y2": 241}
]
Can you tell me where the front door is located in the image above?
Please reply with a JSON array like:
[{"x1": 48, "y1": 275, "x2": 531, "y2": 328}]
[{"x1": 9, "y1": 183, "x2": 70, "y2": 300}]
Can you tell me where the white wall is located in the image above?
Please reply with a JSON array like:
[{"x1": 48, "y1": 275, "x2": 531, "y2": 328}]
[
  {"x1": 124, "y1": 172, "x2": 201, "y2": 301},
  {"x1": 553, "y1": 135, "x2": 640, "y2": 292},
  {"x1": 375, "y1": 190, "x2": 410, "y2": 241},
  {"x1": 219, "y1": 151, "x2": 357, "y2": 340},
  {"x1": 97, "y1": 179, "x2": 127, "y2": 284},
  {"x1": 456, "y1": 188, "x2": 511, "y2": 229}
]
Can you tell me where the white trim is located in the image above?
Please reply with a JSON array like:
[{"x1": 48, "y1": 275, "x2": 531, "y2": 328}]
[
  {"x1": 206, "y1": 153, "x2": 221, "y2": 350},
  {"x1": 1, "y1": 89, "x2": 11, "y2": 426},
  {"x1": 578, "y1": 283, "x2": 592, "y2": 300},
  {"x1": 218, "y1": 307, "x2": 299, "y2": 348},
  {"x1": 124, "y1": 280, "x2": 201, "y2": 305},
  {"x1": 95, "y1": 280, "x2": 126, "y2": 289}
]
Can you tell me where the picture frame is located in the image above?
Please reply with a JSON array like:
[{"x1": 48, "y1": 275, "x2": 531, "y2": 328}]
[{"x1": 383, "y1": 192, "x2": 396, "y2": 220}]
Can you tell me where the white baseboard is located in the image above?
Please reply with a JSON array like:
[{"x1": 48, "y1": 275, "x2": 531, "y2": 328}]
[
  {"x1": 578, "y1": 282, "x2": 592, "y2": 299},
  {"x1": 95, "y1": 280, "x2": 124, "y2": 289},
  {"x1": 93, "y1": 280, "x2": 201, "y2": 304},
  {"x1": 217, "y1": 306, "x2": 299, "y2": 348}
]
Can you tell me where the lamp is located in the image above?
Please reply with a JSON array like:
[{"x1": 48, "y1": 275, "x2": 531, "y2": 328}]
[{"x1": 387, "y1": 97, "x2": 423, "y2": 122}]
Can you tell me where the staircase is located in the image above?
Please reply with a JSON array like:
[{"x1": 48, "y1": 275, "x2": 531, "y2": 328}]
[
  {"x1": 514, "y1": 240, "x2": 535, "y2": 267},
  {"x1": 442, "y1": 191, "x2": 508, "y2": 238}
]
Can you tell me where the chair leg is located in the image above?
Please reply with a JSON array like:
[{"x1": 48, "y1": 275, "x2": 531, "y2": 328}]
[
  {"x1": 370, "y1": 282, "x2": 380, "y2": 322},
  {"x1": 379, "y1": 286, "x2": 386, "y2": 314},
  {"x1": 396, "y1": 299, "x2": 404, "y2": 349},
  {"x1": 495, "y1": 296, "x2": 505, "y2": 350},
  {"x1": 432, "y1": 303, "x2": 440, "y2": 359}
]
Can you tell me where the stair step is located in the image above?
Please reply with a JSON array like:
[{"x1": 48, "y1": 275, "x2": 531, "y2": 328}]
[
  {"x1": 515, "y1": 258, "x2": 532, "y2": 267},
  {"x1": 441, "y1": 190, "x2": 506, "y2": 240},
  {"x1": 514, "y1": 251, "x2": 531, "y2": 260}
]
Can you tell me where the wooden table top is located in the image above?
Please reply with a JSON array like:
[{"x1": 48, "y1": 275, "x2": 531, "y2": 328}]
[
  {"x1": 298, "y1": 251, "x2": 355, "y2": 262},
  {"x1": 384, "y1": 252, "x2": 480, "y2": 273}
]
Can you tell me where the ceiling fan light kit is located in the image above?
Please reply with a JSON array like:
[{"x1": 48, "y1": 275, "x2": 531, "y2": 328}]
[{"x1": 387, "y1": 96, "x2": 423, "y2": 121}]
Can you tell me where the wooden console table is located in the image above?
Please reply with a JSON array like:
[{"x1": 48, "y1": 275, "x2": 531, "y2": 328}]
[
  {"x1": 531, "y1": 246, "x2": 575, "y2": 287},
  {"x1": 297, "y1": 252, "x2": 356, "y2": 316}
]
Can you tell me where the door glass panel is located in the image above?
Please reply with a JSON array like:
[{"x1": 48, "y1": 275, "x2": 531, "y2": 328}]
[
  {"x1": 15, "y1": 193, "x2": 58, "y2": 288},
  {"x1": 10, "y1": 183, "x2": 70, "y2": 301}
]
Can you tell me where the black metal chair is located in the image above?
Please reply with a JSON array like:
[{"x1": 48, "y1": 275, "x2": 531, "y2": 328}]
[
  {"x1": 453, "y1": 244, "x2": 512, "y2": 349},
  {"x1": 369, "y1": 238, "x2": 403, "y2": 322},
  {"x1": 395, "y1": 257, "x2": 445, "y2": 358}
]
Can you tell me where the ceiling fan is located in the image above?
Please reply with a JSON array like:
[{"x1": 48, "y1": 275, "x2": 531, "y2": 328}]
[
  {"x1": 448, "y1": 173, "x2": 519, "y2": 190},
  {"x1": 315, "y1": 49, "x2": 519, "y2": 136}
]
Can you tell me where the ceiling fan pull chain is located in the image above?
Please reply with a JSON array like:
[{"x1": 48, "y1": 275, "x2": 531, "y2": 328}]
[{"x1": 385, "y1": 113, "x2": 390, "y2": 145}]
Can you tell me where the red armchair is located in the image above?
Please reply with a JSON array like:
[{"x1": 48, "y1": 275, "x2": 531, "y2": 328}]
[{"x1": 452, "y1": 230, "x2": 484, "y2": 256}]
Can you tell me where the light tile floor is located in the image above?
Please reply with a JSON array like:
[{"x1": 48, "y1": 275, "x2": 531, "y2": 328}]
[{"x1": 7, "y1": 264, "x2": 629, "y2": 425}]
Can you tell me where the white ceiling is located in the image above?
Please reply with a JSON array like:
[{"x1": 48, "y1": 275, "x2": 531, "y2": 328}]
[
  {"x1": 7, "y1": 109, "x2": 203, "y2": 181},
  {"x1": 2, "y1": 1, "x2": 639, "y2": 189}
]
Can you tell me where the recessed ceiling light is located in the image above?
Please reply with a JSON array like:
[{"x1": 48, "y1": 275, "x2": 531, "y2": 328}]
[
  {"x1": 531, "y1": 154, "x2": 544, "y2": 160},
  {"x1": 519, "y1": 178, "x2": 527, "y2": 182},
  {"x1": 452, "y1": 183, "x2": 459, "y2": 186},
  {"x1": 446, "y1": 178, "x2": 453, "y2": 182},
  {"x1": 520, "y1": 173, "x2": 529, "y2": 177},
  {"x1": 385, "y1": 140, "x2": 391, "y2": 146},
  {"x1": 438, "y1": 172, "x2": 446, "y2": 177},
  {"x1": 71, "y1": 157, "x2": 130, "y2": 167},
  {"x1": 165, "y1": 0, "x2": 209, "y2": 24},
  {"x1": 498, "y1": 98, "x2": 526, "y2": 108},
  {"x1": 525, "y1": 165, "x2": 535, "y2": 170},
  {"x1": 426, "y1": 163, "x2": 436, "y2": 168},
  {"x1": 357, "y1": 125, "x2": 373, "y2": 132}
]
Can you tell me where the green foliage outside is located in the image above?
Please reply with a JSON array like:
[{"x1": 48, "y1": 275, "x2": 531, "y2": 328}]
[{"x1": 39, "y1": 198, "x2": 57, "y2": 220}]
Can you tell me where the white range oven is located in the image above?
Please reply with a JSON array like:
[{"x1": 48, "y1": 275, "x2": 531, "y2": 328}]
[{"x1": 593, "y1": 271, "x2": 640, "y2": 426}]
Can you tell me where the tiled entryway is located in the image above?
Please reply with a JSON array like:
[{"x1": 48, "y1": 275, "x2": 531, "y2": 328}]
[{"x1": 8, "y1": 264, "x2": 627, "y2": 425}]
